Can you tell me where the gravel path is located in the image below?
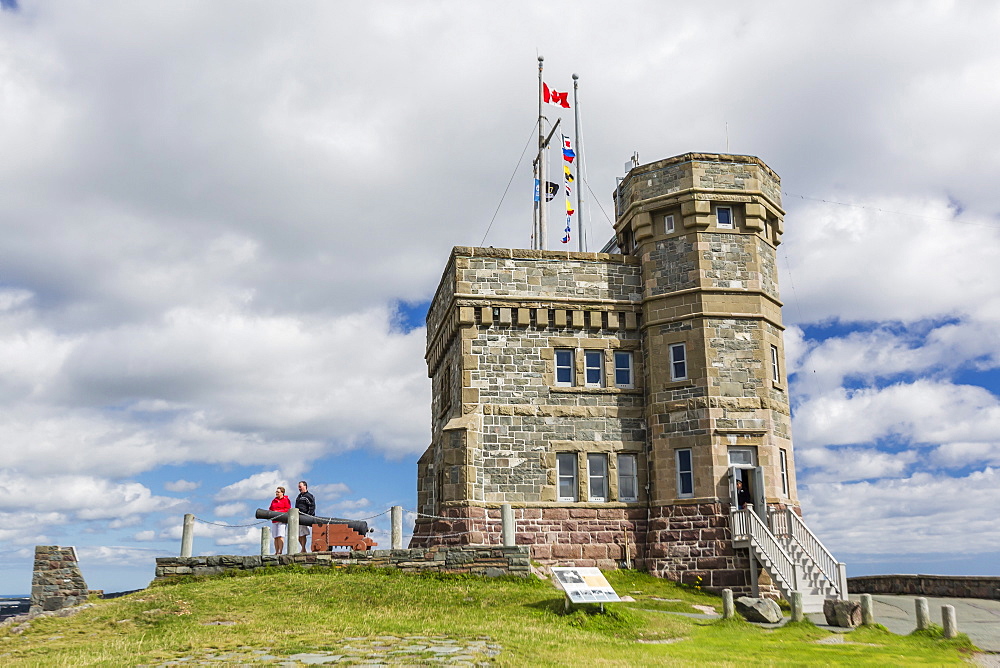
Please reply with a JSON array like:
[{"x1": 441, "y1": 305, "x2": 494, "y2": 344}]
[{"x1": 140, "y1": 635, "x2": 502, "y2": 666}]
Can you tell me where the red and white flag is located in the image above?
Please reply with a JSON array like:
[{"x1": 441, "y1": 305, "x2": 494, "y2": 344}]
[{"x1": 543, "y1": 83, "x2": 571, "y2": 109}]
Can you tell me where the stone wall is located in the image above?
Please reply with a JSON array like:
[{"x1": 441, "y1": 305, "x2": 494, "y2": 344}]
[
  {"x1": 848, "y1": 574, "x2": 1000, "y2": 600},
  {"x1": 644, "y1": 503, "x2": 753, "y2": 594},
  {"x1": 409, "y1": 506, "x2": 647, "y2": 571},
  {"x1": 154, "y1": 545, "x2": 531, "y2": 581},
  {"x1": 30, "y1": 545, "x2": 89, "y2": 613}
]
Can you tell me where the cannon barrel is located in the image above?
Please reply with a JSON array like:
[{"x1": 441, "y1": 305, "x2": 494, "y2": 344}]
[{"x1": 255, "y1": 509, "x2": 370, "y2": 535}]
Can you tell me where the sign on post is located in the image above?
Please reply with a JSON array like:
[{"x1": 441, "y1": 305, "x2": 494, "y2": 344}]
[{"x1": 551, "y1": 567, "x2": 621, "y2": 604}]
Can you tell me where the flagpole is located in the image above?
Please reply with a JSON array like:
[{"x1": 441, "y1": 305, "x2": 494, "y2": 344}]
[
  {"x1": 537, "y1": 55, "x2": 547, "y2": 251},
  {"x1": 572, "y1": 73, "x2": 585, "y2": 252}
]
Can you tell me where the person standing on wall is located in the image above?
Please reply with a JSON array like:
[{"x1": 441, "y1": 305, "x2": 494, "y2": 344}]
[
  {"x1": 269, "y1": 486, "x2": 291, "y2": 554},
  {"x1": 295, "y1": 480, "x2": 316, "y2": 553}
]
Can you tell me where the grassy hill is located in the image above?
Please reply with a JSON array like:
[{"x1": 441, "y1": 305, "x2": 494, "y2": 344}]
[{"x1": 0, "y1": 566, "x2": 976, "y2": 666}]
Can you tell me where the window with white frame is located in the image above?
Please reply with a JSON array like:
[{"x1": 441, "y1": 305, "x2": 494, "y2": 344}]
[
  {"x1": 584, "y1": 350, "x2": 604, "y2": 387},
  {"x1": 780, "y1": 449, "x2": 789, "y2": 497},
  {"x1": 587, "y1": 453, "x2": 608, "y2": 502},
  {"x1": 557, "y1": 453, "x2": 577, "y2": 501},
  {"x1": 669, "y1": 343, "x2": 687, "y2": 381},
  {"x1": 664, "y1": 214, "x2": 675, "y2": 234},
  {"x1": 614, "y1": 350, "x2": 634, "y2": 388},
  {"x1": 716, "y1": 205, "x2": 734, "y2": 229},
  {"x1": 676, "y1": 449, "x2": 694, "y2": 498},
  {"x1": 617, "y1": 453, "x2": 638, "y2": 502},
  {"x1": 555, "y1": 349, "x2": 575, "y2": 386},
  {"x1": 770, "y1": 344, "x2": 781, "y2": 383}
]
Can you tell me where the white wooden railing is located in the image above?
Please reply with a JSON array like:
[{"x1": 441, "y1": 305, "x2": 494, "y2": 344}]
[
  {"x1": 731, "y1": 509, "x2": 798, "y2": 593},
  {"x1": 769, "y1": 507, "x2": 848, "y2": 600}
]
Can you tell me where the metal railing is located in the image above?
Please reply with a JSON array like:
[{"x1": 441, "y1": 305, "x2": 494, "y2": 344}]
[
  {"x1": 769, "y1": 508, "x2": 847, "y2": 600},
  {"x1": 731, "y1": 509, "x2": 798, "y2": 594}
]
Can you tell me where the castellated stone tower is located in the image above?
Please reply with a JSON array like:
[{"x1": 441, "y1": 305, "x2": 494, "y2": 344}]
[{"x1": 412, "y1": 153, "x2": 841, "y2": 600}]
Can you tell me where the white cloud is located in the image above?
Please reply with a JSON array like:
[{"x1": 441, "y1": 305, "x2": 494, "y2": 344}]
[
  {"x1": 793, "y1": 380, "x2": 1000, "y2": 449},
  {"x1": 132, "y1": 530, "x2": 156, "y2": 542},
  {"x1": 0, "y1": 472, "x2": 182, "y2": 520},
  {"x1": 213, "y1": 502, "x2": 248, "y2": 518},
  {"x1": 164, "y1": 479, "x2": 201, "y2": 492},
  {"x1": 214, "y1": 471, "x2": 288, "y2": 503},
  {"x1": 797, "y1": 447, "x2": 916, "y2": 483},
  {"x1": 800, "y1": 469, "x2": 1000, "y2": 556}
]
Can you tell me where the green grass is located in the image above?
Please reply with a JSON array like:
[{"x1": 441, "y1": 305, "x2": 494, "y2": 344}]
[{"x1": 0, "y1": 567, "x2": 978, "y2": 666}]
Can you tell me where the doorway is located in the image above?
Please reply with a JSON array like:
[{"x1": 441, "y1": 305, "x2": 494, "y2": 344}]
[{"x1": 727, "y1": 447, "x2": 767, "y2": 525}]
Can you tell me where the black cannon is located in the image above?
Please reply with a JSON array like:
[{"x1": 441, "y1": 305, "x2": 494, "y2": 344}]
[
  {"x1": 255, "y1": 509, "x2": 377, "y2": 551},
  {"x1": 254, "y1": 509, "x2": 370, "y2": 536}
]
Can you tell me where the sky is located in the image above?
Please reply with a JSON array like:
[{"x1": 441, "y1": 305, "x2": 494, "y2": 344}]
[{"x1": 1, "y1": 1, "x2": 999, "y2": 594}]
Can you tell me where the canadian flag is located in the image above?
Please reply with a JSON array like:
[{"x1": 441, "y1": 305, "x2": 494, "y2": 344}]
[{"x1": 543, "y1": 83, "x2": 571, "y2": 109}]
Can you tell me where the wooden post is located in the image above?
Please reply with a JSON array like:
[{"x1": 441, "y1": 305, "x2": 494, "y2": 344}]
[
  {"x1": 942, "y1": 605, "x2": 957, "y2": 638},
  {"x1": 860, "y1": 594, "x2": 874, "y2": 625},
  {"x1": 837, "y1": 562, "x2": 849, "y2": 600},
  {"x1": 501, "y1": 503, "x2": 515, "y2": 547},
  {"x1": 391, "y1": 506, "x2": 403, "y2": 550},
  {"x1": 790, "y1": 591, "x2": 804, "y2": 622},
  {"x1": 915, "y1": 597, "x2": 930, "y2": 631},
  {"x1": 260, "y1": 525, "x2": 271, "y2": 556},
  {"x1": 287, "y1": 508, "x2": 300, "y2": 555},
  {"x1": 180, "y1": 513, "x2": 194, "y2": 557},
  {"x1": 722, "y1": 589, "x2": 734, "y2": 619}
]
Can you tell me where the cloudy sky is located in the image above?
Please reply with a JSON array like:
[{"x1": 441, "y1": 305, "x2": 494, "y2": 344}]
[{"x1": 2, "y1": 1, "x2": 999, "y2": 594}]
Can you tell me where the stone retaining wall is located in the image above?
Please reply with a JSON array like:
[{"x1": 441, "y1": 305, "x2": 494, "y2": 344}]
[
  {"x1": 409, "y1": 505, "x2": 647, "y2": 571},
  {"x1": 848, "y1": 574, "x2": 1000, "y2": 600},
  {"x1": 154, "y1": 545, "x2": 530, "y2": 581},
  {"x1": 30, "y1": 545, "x2": 89, "y2": 613}
]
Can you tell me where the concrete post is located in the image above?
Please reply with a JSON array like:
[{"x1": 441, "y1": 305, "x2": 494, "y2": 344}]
[
  {"x1": 942, "y1": 605, "x2": 957, "y2": 638},
  {"x1": 180, "y1": 513, "x2": 194, "y2": 557},
  {"x1": 790, "y1": 591, "x2": 804, "y2": 622},
  {"x1": 501, "y1": 503, "x2": 515, "y2": 547},
  {"x1": 287, "y1": 508, "x2": 300, "y2": 555},
  {"x1": 860, "y1": 594, "x2": 874, "y2": 626},
  {"x1": 260, "y1": 525, "x2": 271, "y2": 556},
  {"x1": 915, "y1": 597, "x2": 930, "y2": 631},
  {"x1": 722, "y1": 589, "x2": 734, "y2": 619},
  {"x1": 391, "y1": 506, "x2": 403, "y2": 550}
]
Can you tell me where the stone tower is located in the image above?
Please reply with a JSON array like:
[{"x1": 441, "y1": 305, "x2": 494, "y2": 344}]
[
  {"x1": 612, "y1": 153, "x2": 795, "y2": 583},
  {"x1": 412, "y1": 153, "x2": 837, "y2": 598}
]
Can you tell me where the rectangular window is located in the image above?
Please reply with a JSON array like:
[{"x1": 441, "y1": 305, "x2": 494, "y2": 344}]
[
  {"x1": 676, "y1": 449, "x2": 694, "y2": 498},
  {"x1": 557, "y1": 453, "x2": 577, "y2": 501},
  {"x1": 584, "y1": 350, "x2": 604, "y2": 387},
  {"x1": 717, "y1": 206, "x2": 733, "y2": 229},
  {"x1": 617, "y1": 453, "x2": 638, "y2": 502},
  {"x1": 669, "y1": 343, "x2": 687, "y2": 381},
  {"x1": 555, "y1": 349, "x2": 575, "y2": 386},
  {"x1": 664, "y1": 214, "x2": 675, "y2": 234},
  {"x1": 614, "y1": 351, "x2": 634, "y2": 388},
  {"x1": 771, "y1": 344, "x2": 780, "y2": 383},
  {"x1": 587, "y1": 453, "x2": 608, "y2": 502},
  {"x1": 780, "y1": 449, "x2": 789, "y2": 497}
]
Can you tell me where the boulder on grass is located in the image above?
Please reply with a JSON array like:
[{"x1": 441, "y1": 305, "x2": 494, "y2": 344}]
[
  {"x1": 734, "y1": 596, "x2": 783, "y2": 623},
  {"x1": 823, "y1": 599, "x2": 862, "y2": 628}
]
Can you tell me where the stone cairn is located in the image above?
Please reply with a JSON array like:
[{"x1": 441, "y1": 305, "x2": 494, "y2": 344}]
[{"x1": 30, "y1": 546, "x2": 89, "y2": 613}]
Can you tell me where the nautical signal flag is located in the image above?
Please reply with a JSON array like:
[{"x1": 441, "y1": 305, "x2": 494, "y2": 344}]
[
  {"x1": 543, "y1": 83, "x2": 571, "y2": 109},
  {"x1": 566, "y1": 200, "x2": 575, "y2": 216},
  {"x1": 563, "y1": 164, "x2": 574, "y2": 183},
  {"x1": 546, "y1": 181, "x2": 559, "y2": 201},
  {"x1": 562, "y1": 135, "x2": 576, "y2": 163}
]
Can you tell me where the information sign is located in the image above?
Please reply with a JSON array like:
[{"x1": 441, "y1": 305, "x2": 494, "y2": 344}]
[{"x1": 551, "y1": 567, "x2": 621, "y2": 603}]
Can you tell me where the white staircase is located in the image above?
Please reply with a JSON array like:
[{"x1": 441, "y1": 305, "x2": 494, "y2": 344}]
[{"x1": 730, "y1": 508, "x2": 847, "y2": 613}]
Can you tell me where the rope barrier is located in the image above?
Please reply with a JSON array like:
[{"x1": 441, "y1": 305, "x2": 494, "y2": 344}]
[{"x1": 193, "y1": 517, "x2": 269, "y2": 528}]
